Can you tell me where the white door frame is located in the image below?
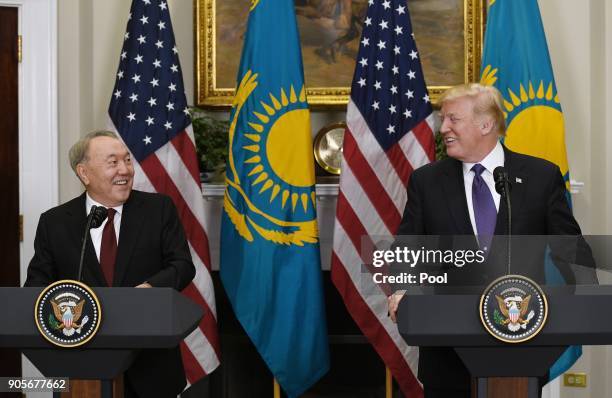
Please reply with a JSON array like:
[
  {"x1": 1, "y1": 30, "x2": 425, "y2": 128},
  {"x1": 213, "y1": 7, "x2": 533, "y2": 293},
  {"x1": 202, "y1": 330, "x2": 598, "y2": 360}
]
[
  {"x1": 0, "y1": 0, "x2": 59, "y2": 282},
  {"x1": 0, "y1": 0, "x2": 58, "y2": 390}
]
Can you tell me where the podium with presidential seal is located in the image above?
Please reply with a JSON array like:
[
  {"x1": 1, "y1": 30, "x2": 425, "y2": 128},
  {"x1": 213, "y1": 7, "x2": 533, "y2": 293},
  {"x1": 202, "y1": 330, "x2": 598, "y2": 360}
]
[
  {"x1": 0, "y1": 281, "x2": 203, "y2": 398},
  {"x1": 397, "y1": 280, "x2": 612, "y2": 398}
]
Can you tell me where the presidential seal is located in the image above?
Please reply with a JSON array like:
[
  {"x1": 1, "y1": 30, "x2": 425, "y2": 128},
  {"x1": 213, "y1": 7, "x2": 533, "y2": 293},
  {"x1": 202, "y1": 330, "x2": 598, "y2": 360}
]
[
  {"x1": 479, "y1": 275, "x2": 547, "y2": 343},
  {"x1": 34, "y1": 280, "x2": 102, "y2": 347}
]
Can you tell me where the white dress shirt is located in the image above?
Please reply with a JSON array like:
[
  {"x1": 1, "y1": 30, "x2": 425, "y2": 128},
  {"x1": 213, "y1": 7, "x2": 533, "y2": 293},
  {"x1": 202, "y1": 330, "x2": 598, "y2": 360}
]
[
  {"x1": 462, "y1": 141, "x2": 505, "y2": 236},
  {"x1": 86, "y1": 194, "x2": 123, "y2": 262}
]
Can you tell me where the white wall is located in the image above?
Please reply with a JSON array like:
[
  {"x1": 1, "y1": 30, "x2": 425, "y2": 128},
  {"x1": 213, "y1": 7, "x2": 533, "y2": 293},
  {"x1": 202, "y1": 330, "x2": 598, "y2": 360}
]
[
  {"x1": 58, "y1": 0, "x2": 92, "y2": 201},
  {"x1": 539, "y1": 1, "x2": 611, "y2": 397},
  {"x1": 540, "y1": 0, "x2": 611, "y2": 237},
  {"x1": 540, "y1": 0, "x2": 591, "y2": 233},
  {"x1": 604, "y1": 0, "x2": 612, "y2": 235},
  {"x1": 57, "y1": 0, "x2": 194, "y2": 202}
]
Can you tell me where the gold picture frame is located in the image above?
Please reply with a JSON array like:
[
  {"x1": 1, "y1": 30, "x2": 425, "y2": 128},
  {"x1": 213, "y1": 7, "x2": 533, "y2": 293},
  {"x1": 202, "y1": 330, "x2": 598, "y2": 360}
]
[{"x1": 196, "y1": 0, "x2": 484, "y2": 108}]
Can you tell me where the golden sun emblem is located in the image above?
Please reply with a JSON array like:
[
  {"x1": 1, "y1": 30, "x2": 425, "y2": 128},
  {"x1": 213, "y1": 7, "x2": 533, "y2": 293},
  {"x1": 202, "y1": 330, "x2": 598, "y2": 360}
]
[
  {"x1": 481, "y1": 65, "x2": 569, "y2": 182},
  {"x1": 224, "y1": 70, "x2": 319, "y2": 246},
  {"x1": 243, "y1": 85, "x2": 316, "y2": 213}
]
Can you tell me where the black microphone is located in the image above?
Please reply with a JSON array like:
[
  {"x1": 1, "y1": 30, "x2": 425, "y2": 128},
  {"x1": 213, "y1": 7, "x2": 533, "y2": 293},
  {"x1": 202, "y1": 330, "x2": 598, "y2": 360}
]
[
  {"x1": 77, "y1": 205, "x2": 108, "y2": 282},
  {"x1": 493, "y1": 166, "x2": 510, "y2": 197},
  {"x1": 493, "y1": 166, "x2": 512, "y2": 275}
]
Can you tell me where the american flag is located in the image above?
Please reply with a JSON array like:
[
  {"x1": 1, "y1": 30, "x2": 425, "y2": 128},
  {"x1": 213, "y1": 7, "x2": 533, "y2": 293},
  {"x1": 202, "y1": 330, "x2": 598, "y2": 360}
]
[
  {"x1": 108, "y1": 0, "x2": 220, "y2": 384},
  {"x1": 331, "y1": 0, "x2": 435, "y2": 396}
]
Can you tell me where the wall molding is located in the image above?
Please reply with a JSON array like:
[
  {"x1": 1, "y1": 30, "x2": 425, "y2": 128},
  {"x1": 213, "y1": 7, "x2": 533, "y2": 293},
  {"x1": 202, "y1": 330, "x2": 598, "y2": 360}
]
[
  {"x1": 202, "y1": 183, "x2": 340, "y2": 199},
  {"x1": 0, "y1": 0, "x2": 59, "y2": 283},
  {"x1": 0, "y1": 0, "x2": 59, "y2": 385}
]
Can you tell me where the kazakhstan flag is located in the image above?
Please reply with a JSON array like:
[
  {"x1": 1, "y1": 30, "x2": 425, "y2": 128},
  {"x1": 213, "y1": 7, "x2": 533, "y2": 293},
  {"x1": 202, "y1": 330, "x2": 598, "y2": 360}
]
[
  {"x1": 220, "y1": 0, "x2": 330, "y2": 396},
  {"x1": 481, "y1": 0, "x2": 577, "y2": 381},
  {"x1": 481, "y1": 0, "x2": 571, "y2": 193}
]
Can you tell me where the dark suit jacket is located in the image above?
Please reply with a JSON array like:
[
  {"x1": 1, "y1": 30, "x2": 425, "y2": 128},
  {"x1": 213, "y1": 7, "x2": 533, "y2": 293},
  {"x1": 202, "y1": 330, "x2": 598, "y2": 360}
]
[
  {"x1": 396, "y1": 146, "x2": 596, "y2": 389},
  {"x1": 25, "y1": 190, "x2": 196, "y2": 397}
]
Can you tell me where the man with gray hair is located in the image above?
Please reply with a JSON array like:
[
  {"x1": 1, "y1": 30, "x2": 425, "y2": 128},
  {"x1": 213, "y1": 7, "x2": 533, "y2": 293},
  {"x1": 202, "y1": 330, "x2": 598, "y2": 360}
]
[
  {"x1": 388, "y1": 83, "x2": 594, "y2": 397},
  {"x1": 25, "y1": 130, "x2": 195, "y2": 397}
]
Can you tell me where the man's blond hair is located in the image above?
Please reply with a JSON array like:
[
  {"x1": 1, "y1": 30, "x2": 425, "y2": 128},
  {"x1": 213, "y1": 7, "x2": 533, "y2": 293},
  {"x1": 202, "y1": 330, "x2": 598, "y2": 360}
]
[
  {"x1": 69, "y1": 130, "x2": 119, "y2": 173},
  {"x1": 440, "y1": 83, "x2": 506, "y2": 136}
]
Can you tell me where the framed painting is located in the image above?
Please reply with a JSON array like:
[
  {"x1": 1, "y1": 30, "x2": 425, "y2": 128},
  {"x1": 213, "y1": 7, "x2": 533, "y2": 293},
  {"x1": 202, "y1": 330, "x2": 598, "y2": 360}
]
[{"x1": 196, "y1": 0, "x2": 484, "y2": 108}]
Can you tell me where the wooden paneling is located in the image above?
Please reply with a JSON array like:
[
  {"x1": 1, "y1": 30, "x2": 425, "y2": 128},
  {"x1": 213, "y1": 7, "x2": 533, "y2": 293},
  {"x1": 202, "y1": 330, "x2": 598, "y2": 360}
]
[
  {"x1": 60, "y1": 377, "x2": 123, "y2": 398},
  {"x1": 488, "y1": 377, "x2": 529, "y2": 398}
]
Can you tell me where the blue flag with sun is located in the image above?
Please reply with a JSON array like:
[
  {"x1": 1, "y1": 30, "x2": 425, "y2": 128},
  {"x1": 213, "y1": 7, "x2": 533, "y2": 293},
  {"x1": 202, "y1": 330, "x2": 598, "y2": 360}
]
[
  {"x1": 481, "y1": 0, "x2": 570, "y2": 191},
  {"x1": 219, "y1": 0, "x2": 329, "y2": 396},
  {"x1": 481, "y1": 0, "x2": 578, "y2": 382}
]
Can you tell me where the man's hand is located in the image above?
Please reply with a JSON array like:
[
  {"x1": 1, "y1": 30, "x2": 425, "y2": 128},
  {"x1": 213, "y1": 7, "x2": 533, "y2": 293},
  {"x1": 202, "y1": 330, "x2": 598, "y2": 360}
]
[
  {"x1": 135, "y1": 282, "x2": 152, "y2": 288},
  {"x1": 388, "y1": 292, "x2": 405, "y2": 323}
]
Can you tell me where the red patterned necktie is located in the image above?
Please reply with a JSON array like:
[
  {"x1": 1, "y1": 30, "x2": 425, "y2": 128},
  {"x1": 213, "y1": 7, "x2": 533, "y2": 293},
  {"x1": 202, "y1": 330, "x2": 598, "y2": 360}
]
[{"x1": 100, "y1": 208, "x2": 117, "y2": 286}]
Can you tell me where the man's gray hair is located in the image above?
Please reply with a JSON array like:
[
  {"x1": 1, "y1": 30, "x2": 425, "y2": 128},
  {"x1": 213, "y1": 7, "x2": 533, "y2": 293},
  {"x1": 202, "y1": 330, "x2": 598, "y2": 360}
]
[{"x1": 69, "y1": 130, "x2": 119, "y2": 173}]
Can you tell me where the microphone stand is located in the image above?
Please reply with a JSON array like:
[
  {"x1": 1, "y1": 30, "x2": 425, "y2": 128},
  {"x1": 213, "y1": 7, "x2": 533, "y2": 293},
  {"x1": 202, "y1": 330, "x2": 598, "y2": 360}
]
[
  {"x1": 77, "y1": 206, "x2": 107, "y2": 282},
  {"x1": 503, "y1": 178, "x2": 512, "y2": 275},
  {"x1": 494, "y1": 167, "x2": 512, "y2": 275}
]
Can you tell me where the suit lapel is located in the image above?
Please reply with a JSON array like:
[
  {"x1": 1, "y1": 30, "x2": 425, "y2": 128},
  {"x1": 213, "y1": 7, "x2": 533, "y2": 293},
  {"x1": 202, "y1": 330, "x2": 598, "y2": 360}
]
[
  {"x1": 441, "y1": 159, "x2": 474, "y2": 235},
  {"x1": 494, "y1": 146, "x2": 527, "y2": 235},
  {"x1": 113, "y1": 192, "x2": 145, "y2": 286},
  {"x1": 66, "y1": 193, "x2": 108, "y2": 286}
]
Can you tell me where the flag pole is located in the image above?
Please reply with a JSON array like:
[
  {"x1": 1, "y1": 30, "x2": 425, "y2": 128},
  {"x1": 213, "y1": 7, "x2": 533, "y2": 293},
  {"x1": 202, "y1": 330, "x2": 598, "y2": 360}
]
[
  {"x1": 274, "y1": 379, "x2": 281, "y2": 398},
  {"x1": 386, "y1": 367, "x2": 392, "y2": 398}
]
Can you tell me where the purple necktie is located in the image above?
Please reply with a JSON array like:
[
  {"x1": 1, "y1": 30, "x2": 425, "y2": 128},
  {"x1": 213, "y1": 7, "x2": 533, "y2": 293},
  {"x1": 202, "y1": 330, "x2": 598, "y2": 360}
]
[{"x1": 472, "y1": 164, "x2": 496, "y2": 252}]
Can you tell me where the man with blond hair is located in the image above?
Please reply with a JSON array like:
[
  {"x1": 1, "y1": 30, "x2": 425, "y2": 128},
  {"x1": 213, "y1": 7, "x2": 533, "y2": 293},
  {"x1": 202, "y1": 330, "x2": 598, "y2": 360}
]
[
  {"x1": 388, "y1": 84, "x2": 593, "y2": 397},
  {"x1": 25, "y1": 130, "x2": 195, "y2": 397}
]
